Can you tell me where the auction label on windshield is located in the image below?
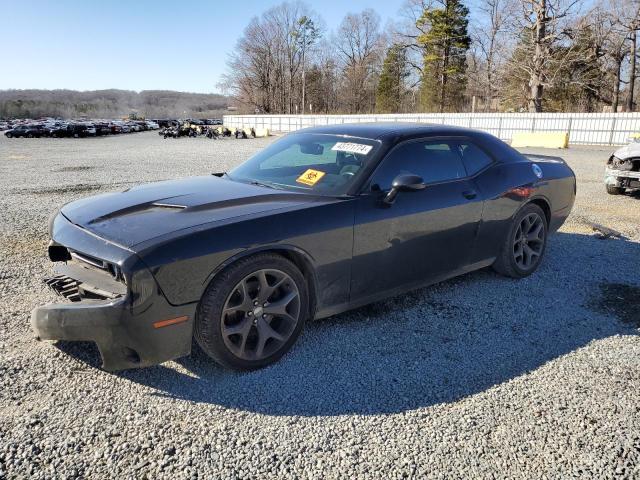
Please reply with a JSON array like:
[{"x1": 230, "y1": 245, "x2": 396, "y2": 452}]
[
  {"x1": 296, "y1": 169, "x2": 326, "y2": 186},
  {"x1": 331, "y1": 142, "x2": 372, "y2": 155}
]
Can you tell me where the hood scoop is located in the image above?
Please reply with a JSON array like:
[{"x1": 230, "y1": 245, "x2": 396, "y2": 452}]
[
  {"x1": 87, "y1": 198, "x2": 185, "y2": 225},
  {"x1": 151, "y1": 202, "x2": 187, "y2": 210}
]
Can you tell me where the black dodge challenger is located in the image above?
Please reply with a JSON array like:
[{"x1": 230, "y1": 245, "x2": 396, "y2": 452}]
[{"x1": 32, "y1": 123, "x2": 576, "y2": 371}]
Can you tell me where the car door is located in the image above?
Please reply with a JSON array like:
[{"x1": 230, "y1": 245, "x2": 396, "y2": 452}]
[{"x1": 350, "y1": 137, "x2": 486, "y2": 303}]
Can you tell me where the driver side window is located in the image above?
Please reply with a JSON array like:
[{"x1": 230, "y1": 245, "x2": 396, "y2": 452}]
[{"x1": 370, "y1": 139, "x2": 467, "y2": 191}]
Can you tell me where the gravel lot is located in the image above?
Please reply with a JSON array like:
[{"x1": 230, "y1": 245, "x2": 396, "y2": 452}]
[{"x1": 1, "y1": 132, "x2": 639, "y2": 479}]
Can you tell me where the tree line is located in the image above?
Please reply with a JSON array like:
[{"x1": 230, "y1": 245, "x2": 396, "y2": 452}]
[
  {"x1": 223, "y1": 0, "x2": 640, "y2": 114},
  {"x1": 0, "y1": 89, "x2": 230, "y2": 119}
]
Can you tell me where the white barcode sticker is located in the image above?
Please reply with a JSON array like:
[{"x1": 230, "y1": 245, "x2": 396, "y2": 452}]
[{"x1": 331, "y1": 142, "x2": 373, "y2": 155}]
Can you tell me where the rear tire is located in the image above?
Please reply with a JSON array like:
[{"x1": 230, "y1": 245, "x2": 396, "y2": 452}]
[
  {"x1": 606, "y1": 184, "x2": 625, "y2": 195},
  {"x1": 195, "y1": 253, "x2": 309, "y2": 370},
  {"x1": 493, "y1": 203, "x2": 548, "y2": 279}
]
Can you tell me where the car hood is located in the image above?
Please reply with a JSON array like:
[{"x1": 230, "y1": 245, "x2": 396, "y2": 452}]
[
  {"x1": 612, "y1": 142, "x2": 640, "y2": 160},
  {"x1": 61, "y1": 175, "x2": 324, "y2": 248}
]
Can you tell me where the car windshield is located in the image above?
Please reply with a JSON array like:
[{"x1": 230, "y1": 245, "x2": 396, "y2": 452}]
[{"x1": 228, "y1": 133, "x2": 380, "y2": 195}]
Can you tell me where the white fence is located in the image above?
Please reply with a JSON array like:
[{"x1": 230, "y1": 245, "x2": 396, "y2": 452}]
[{"x1": 223, "y1": 113, "x2": 640, "y2": 146}]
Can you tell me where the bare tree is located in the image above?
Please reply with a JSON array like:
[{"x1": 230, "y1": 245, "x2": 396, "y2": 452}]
[
  {"x1": 628, "y1": 27, "x2": 638, "y2": 110},
  {"x1": 607, "y1": 30, "x2": 629, "y2": 112},
  {"x1": 594, "y1": 0, "x2": 635, "y2": 112},
  {"x1": 224, "y1": 2, "x2": 321, "y2": 114},
  {"x1": 612, "y1": 0, "x2": 640, "y2": 111},
  {"x1": 471, "y1": 0, "x2": 518, "y2": 103},
  {"x1": 291, "y1": 16, "x2": 321, "y2": 114},
  {"x1": 334, "y1": 9, "x2": 385, "y2": 113},
  {"x1": 511, "y1": 0, "x2": 581, "y2": 112}
]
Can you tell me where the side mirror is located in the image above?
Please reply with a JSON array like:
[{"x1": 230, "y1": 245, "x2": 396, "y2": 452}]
[{"x1": 383, "y1": 174, "x2": 426, "y2": 205}]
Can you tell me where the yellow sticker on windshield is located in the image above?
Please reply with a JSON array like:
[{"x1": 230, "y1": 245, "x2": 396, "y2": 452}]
[{"x1": 296, "y1": 169, "x2": 326, "y2": 186}]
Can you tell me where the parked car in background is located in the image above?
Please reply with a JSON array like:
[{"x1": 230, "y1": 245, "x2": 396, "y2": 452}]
[
  {"x1": 95, "y1": 123, "x2": 112, "y2": 136},
  {"x1": 66, "y1": 124, "x2": 93, "y2": 138},
  {"x1": 2, "y1": 117, "x2": 224, "y2": 138},
  {"x1": 153, "y1": 119, "x2": 175, "y2": 128},
  {"x1": 605, "y1": 140, "x2": 640, "y2": 195},
  {"x1": 5, "y1": 124, "x2": 47, "y2": 138},
  {"x1": 46, "y1": 124, "x2": 70, "y2": 138}
]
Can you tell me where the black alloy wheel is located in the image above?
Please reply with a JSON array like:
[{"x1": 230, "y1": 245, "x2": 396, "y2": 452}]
[
  {"x1": 195, "y1": 253, "x2": 308, "y2": 370},
  {"x1": 220, "y1": 269, "x2": 301, "y2": 361},
  {"x1": 512, "y1": 212, "x2": 545, "y2": 270},
  {"x1": 493, "y1": 203, "x2": 547, "y2": 278}
]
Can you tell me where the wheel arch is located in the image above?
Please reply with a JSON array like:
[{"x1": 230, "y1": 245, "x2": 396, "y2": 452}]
[
  {"x1": 202, "y1": 245, "x2": 319, "y2": 319},
  {"x1": 528, "y1": 196, "x2": 551, "y2": 226}
]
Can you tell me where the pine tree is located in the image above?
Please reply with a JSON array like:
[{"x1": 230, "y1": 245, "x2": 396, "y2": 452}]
[
  {"x1": 417, "y1": 0, "x2": 470, "y2": 112},
  {"x1": 375, "y1": 45, "x2": 409, "y2": 113}
]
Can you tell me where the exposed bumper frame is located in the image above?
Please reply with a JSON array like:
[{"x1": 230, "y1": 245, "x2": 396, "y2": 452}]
[
  {"x1": 31, "y1": 213, "x2": 198, "y2": 371},
  {"x1": 605, "y1": 167, "x2": 640, "y2": 188}
]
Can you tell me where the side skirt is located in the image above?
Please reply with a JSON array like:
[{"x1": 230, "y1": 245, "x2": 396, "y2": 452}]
[{"x1": 313, "y1": 258, "x2": 495, "y2": 320}]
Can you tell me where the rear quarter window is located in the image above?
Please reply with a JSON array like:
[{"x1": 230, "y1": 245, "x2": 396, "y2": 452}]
[{"x1": 458, "y1": 142, "x2": 493, "y2": 175}]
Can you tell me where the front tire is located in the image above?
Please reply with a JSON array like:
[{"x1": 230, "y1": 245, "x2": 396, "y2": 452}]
[
  {"x1": 195, "y1": 253, "x2": 309, "y2": 370},
  {"x1": 606, "y1": 184, "x2": 625, "y2": 195},
  {"x1": 493, "y1": 203, "x2": 548, "y2": 279}
]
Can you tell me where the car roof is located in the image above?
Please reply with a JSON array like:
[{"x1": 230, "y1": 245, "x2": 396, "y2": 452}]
[{"x1": 296, "y1": 122, "x2": 476, "y2": 141}]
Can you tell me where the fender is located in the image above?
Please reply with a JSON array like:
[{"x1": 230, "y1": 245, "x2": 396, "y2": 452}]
[{"x1": 201, "y1": 243, "x2": 321, "y2": 316}]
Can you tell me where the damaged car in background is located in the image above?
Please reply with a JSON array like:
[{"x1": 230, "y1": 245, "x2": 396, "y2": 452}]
[
  {"x1": 32, "y1": 123, "x2": 576, "y2": 372},
  {"x1": 605, "y1": 140, "x2": 640, "y2": 195}
]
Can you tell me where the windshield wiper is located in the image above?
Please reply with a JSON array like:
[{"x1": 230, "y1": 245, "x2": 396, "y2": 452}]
[{"x1": 249, "y1": 180, "x2": 281, "y2": 190}]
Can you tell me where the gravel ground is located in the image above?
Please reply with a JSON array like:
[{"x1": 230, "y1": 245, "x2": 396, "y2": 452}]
[{"x1": 0, "y1": 132, "x2": 639, "y2": 479}]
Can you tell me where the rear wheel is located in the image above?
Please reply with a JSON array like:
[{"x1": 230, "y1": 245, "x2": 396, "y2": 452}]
[
  {"x1": 195, "y1": 253, "x2": 308, "y2": 370},
  {"x1": 606, "y1": 184, "x2": 625, "y2": 195},
  {"x1": 493, "y1": 203, "x2": 548, "y2": 279}
]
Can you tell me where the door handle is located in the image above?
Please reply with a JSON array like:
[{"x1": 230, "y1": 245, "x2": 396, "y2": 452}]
[{"x1": 462, "y1": 190, "x2": 477, "y2": 200}]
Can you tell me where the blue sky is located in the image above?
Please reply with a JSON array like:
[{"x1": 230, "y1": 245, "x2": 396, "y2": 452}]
[{"x1": 1, "y1": 0, "x2": 409, "y2": 94}]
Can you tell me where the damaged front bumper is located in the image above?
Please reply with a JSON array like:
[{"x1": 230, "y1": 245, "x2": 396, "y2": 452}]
[
  {"x1": 31, "y1": 292, "x2": 196, "y2": 371},
  {"x1": 31, "y1": 213, "x2": 197, "y2": 371},
  {"x1": 605, "y1": 167, "x2": 640, "y2": 189}
]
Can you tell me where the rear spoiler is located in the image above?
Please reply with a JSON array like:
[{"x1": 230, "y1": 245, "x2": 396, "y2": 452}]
[{"x1": 523, "y1": 154, "x2": 566, "y2": 164}]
